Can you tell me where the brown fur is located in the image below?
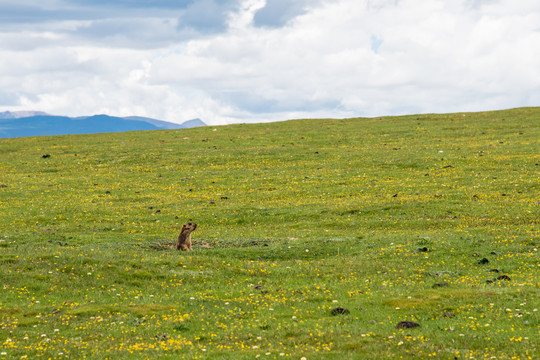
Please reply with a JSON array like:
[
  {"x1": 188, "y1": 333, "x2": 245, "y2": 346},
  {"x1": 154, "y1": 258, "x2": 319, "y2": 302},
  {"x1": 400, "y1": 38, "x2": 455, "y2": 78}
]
[{"x1": 176, "y1": 222, "x2": 197, "y2": 251}]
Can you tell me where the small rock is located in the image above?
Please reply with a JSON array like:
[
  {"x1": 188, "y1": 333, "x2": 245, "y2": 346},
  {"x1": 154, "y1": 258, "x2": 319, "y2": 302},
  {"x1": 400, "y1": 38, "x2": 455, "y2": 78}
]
[
  {"x1": 489, "y1": 269, "x2": 500, "y2": 273},
  {"x1": 330, "y1": 307, "x2": 350, "y2": 316},
  {"x1": 155, "y1": 334, "x2": 168, "y2": 341},
  {"x1": 396, "y1": 321, "x2": 420, "y2": 329},
  {"x1": 432, "y1": 282, "x2": 449, "y2": 288},
  {"x1": 442, "y1": 312, "x2": 455, "y2": 318},
  {"x1": 497, "y1": 275, "x2": 511, "y2": 281},
  {"x1": 478, "y1": 258, "x2": 489, "y2": 265},
  {"x1": 42, "y1": 154, "x2": 51, "y2": 158},
  {"x1": 417, "y1": 247, "x2": 429, "y2": 253}
]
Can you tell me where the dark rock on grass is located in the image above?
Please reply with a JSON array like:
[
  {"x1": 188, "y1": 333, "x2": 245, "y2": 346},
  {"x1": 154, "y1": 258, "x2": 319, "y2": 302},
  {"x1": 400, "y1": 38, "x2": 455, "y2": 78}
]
[
  {"x1": 47, "y1": 240, "x2": 69, "y2": 246},
  {"x1": 443, "y1": 312, "x2": 455, "y2": 318},
  {"x1": 432, "y1": 282, "x2": 449, "y2": 288},
  {"x1": 489, "y1": 269, "x2": 500, "y2": 273},
  {"x1": 396, "y1": 321, "x2": 420, "y2": 329},
  {"x1": 253, "y1": 284, "x2": 269, "y2": 293},
  {"x1": 42, "y1": 154, "x2": 51, "y2": 158},
  {"x1": 478, "y1": 258, "x2": 489, "y2": 265},
  {"x1": 155, "y1": 334, "x2": 168, "y2": 341},
  {"x1": 497, "y1": 275, "x2": 511, "y2": 281},
  {"x1": 331, "y1": 307, "x2": 350, "y2": 316},
  {"x1": 0, "y1": 184, "x2": 7, "y2": 188},
  {"x1": 417, "y1": 247, "x2": 429, "y2": 253}
]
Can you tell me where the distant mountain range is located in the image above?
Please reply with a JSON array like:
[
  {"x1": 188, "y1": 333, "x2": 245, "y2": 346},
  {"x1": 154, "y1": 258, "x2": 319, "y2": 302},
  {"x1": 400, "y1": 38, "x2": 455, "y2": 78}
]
[{"x1": 0, "y1": 111, "x2": 206, "y2": 138}]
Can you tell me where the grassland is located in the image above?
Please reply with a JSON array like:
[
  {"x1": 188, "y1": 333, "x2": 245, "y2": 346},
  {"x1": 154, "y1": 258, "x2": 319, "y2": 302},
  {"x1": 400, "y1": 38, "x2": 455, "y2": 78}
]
[{"x1": 0, "y1": 107, "x2": 538, "y2": 359}]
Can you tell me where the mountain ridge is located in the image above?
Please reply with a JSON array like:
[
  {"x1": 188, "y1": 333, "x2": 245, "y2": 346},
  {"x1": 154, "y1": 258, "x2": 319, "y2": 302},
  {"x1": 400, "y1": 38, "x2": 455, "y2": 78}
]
[{"x1": 0, "y1": 112, "x2": 206, "y2": 138}]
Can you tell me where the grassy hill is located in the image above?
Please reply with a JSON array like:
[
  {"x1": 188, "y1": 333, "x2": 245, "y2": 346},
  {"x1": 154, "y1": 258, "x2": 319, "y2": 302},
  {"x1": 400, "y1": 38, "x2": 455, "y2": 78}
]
[{"x1": 0, "y1": 107, "x2": 538, "y2": 359}]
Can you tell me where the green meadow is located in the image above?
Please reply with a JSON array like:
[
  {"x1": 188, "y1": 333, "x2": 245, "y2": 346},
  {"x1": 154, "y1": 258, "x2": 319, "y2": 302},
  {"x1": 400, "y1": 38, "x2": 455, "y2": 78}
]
[{"x1": 0, "y1": 107, "x2": 538, "y2": 359}]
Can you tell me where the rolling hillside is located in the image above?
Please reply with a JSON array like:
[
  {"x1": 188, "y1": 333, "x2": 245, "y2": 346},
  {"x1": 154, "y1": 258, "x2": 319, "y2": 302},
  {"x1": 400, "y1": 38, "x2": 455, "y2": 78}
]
[{"x1": 0, "y1": 107, "x2": 538, "y2": 359}]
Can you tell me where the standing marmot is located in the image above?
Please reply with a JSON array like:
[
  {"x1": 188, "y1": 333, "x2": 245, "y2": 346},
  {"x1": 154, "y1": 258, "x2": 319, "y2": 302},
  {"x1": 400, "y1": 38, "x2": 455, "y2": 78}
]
[{"x1": 176, "y1": 222, "x2": 197, "y2": 251}]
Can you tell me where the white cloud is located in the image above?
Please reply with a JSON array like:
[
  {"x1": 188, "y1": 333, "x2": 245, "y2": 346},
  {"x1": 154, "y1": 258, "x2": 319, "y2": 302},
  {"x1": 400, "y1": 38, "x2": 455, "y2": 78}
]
[{"x1": 1, "y1": 0, "x2": 539, "y2": 124}]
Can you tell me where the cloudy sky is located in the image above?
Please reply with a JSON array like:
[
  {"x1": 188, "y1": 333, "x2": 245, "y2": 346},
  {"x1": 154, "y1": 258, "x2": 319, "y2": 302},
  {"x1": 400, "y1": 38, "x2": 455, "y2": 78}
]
[{"x1": 1, "y1": 0, "x2": 539, "y2": 125}]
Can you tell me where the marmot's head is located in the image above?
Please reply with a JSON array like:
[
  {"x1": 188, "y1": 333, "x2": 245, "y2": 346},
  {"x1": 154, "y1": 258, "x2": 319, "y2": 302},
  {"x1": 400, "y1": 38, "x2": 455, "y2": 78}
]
[{"x1": 182, "y1": 222, "x2": 197, "y2": 233}]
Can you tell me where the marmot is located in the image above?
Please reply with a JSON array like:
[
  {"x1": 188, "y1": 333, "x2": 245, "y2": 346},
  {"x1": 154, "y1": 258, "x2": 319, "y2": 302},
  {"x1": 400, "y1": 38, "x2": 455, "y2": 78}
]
[{"x1": 176, "y1": 222, "x2": 197, "y2": 251}]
